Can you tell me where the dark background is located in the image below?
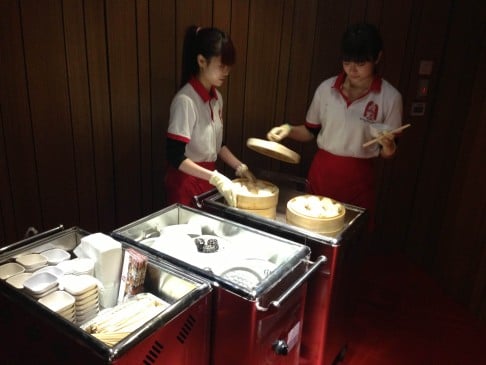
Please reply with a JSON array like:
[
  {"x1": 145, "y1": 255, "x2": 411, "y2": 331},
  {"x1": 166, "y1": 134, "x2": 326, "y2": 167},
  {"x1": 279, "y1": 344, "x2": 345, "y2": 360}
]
[{"x1": 1, "y1": 0, "x2": 485, "y2": 320}]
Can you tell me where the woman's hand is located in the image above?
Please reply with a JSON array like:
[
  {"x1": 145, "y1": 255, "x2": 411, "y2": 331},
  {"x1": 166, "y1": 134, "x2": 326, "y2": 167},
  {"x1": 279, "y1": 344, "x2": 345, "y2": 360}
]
[
  {"x1": 378, "y1": 132, "x2": 397, "y2": 158},
  {"x1": 267, "y1": 124, "x2": 291, "y2": 142},
  {"x1": 235, "y1": 164, "x2": 256, "y2": 182}
]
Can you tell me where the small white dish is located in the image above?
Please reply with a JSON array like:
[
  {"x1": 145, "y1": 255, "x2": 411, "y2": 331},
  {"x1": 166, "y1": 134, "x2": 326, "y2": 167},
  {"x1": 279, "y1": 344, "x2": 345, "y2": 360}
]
[
  {"x1": 38, "y1": 290, "x2": 76, "y2": 313},
  {"x1": 41, "y1": 248, "x2": 70, "y2": 265},
  {"x1": 15, "y1": 253, "x2": 48, "y2": 270},
  {"x1": 34, "y1": 266, "x2": 64, "y2": 278},
  {"x1": 0, "y1": 262, "x2": 25, "y2": 280},
  {"x1": 60, "y1": 274, "x2": 98, "y2": 296},
  {"x1": 75, "y1": 289, "x2": 99, "y2": 304},
  {"x1": 23, "y1": 272, "x2": 58, "y2": 295},
  {"x1": 30, "y1": 285, "x2": 59, "y2": 299},
  {"x1": 6, "y1": 272, "x2": 33, "y2": 289},
  {"x1": 76, "y1": 296, "x2": 99, "y2": 311}
]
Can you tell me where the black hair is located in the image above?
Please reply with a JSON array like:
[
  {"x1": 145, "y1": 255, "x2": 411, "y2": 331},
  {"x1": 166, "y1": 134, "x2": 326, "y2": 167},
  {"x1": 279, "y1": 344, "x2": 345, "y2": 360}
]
[
  {"x1": 341, "y1": 23, "x2": 383, "y2": 63},
  {"x1": 180, "y1": 25, "x2": 236, "y2": 87}
]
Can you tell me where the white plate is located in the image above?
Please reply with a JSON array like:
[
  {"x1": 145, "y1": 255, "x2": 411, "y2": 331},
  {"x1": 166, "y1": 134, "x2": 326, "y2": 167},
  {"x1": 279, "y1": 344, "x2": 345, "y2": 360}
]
[
  {"x1": 23, "y1": 272, "x2": 58, "y2": 295},
  {"x1": 0, "y1": 262, "x2": 25, "y2": 280},
  {"x1": 41, "y1": 248, "x2": 70, "y2": 265},
  {"x1": 38, "y1": 290, "x2": 76, "y2": 313}
]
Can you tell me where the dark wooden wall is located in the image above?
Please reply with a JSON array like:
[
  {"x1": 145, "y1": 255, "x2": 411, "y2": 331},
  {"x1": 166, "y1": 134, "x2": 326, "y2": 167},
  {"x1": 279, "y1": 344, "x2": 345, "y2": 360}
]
[{"x1": 1, "y1": 0, "x2": 485, "y2": 319}]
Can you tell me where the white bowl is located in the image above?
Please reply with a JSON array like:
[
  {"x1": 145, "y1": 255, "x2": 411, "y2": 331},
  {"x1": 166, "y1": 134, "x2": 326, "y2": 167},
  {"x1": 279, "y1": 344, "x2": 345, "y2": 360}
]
[
  {"x1": 23, "y1": 272, "x2": 58, "y2": 295},
  {"x1": 0, "y1": 262, "x2": 25, "y2": 280},
  {"x1": 35, "y1": 266, "x2": 64, "y2": 278},
  {"x1": 369, "y1": 123, "x2": 393, "y2": 138},
  {"x1": 41, "y1": 248, "x2": 70, "y2": 265},
  {"x1": 15, "y1": 254, "x2": 48, "y2": 270},
  {"x1": 60, "y1": 274, "x2": 98, "y2": 296},
  {"x1": 6, "y1": 272, "x2": 33, "y2": 289}
]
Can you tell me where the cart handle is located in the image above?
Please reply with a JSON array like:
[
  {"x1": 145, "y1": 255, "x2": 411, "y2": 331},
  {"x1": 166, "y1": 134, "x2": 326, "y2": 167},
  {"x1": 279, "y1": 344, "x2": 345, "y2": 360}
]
[
  {"x1": 193, "y1": 188, "x2": 218, "y2": 208},
  {"x1": 256, "y1": 255, "x2": 326, "y2": 312},
  {"x1": 0, "y1": 225, "x2": 64, "y2": 255}
]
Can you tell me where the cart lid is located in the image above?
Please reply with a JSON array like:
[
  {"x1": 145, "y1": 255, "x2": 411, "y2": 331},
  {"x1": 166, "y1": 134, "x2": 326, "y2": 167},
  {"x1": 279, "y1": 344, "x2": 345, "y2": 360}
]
[{"x1": 246, "y1": 138, "x2": 300, "y2": 164}]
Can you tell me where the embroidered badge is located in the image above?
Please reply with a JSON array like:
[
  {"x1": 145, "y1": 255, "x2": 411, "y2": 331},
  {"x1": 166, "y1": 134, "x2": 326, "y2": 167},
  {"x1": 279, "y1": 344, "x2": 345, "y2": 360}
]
[{"x1": 363, "y1": 101, "x2": 378, "y2": 121}]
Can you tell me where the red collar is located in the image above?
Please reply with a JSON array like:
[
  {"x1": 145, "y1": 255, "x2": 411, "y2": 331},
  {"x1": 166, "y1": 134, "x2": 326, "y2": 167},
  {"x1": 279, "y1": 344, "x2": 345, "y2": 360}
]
[
  {"x1": 189, "y1": 77, "x2": 218, "y2": 102},
  {"x1": 332, "y1": 72, "x2": 382, "y2": 92}
]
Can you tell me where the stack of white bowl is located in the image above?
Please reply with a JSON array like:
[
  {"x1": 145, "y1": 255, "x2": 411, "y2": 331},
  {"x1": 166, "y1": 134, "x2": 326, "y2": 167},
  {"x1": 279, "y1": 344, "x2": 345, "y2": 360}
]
[
  {"x1": 60, "y1": 274, "x2": 100, "y2": 324},
  {"x1": 23, "y1": 272, "x2": 59, "y2": 299},
  {"x1": 38, "y1": 290, "x2": 76, "y2": 322}
]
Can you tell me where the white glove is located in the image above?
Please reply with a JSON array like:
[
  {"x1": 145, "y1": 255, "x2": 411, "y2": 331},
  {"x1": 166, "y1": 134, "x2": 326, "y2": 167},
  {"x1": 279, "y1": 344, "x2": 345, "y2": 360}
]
[
  {"x1": 267, "y1": 123, "x2": 291, "y2": 142},
  {"x1": 209, "y1": 170, "x2": 237, "y2": 207},
  {"x1": 235, "y1": 164, "x2": 256, "y2": 182}
]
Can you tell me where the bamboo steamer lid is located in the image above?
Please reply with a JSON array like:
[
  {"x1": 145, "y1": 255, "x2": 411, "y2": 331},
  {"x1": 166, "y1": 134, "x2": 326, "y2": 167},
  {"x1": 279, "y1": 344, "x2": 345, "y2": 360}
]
[
  {"x1": 246, "y1": 138, "x2": 300, "y2": 164},
  {"x1": 286, "y1": 194, "x2": 346, "y2": 233},
  {"x1": 233, "y1": 178, "x2": 279, "y2": 210}
]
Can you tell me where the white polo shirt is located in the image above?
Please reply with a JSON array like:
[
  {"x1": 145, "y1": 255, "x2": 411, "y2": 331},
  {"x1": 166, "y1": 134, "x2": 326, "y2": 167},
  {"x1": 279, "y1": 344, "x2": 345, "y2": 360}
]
[
  {"x1": 306, "y1": 73, "x2": 402, "y2": 158},
  {"x1": 167, "y1": 78, "x2": 223, "y2": 162}
]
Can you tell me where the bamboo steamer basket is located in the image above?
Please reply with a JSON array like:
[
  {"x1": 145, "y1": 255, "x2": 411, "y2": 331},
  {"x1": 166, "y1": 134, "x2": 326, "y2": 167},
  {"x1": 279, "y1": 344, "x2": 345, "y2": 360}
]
[
  {"x1": 238, "y1": 206, "x2": 277, "y2": 220},
  {"x1": 232, "y1": 178, "x2": 279, "y2": 210},
  {"x1": 286, "y1": 194, "x2": 346, "y2": 233}
]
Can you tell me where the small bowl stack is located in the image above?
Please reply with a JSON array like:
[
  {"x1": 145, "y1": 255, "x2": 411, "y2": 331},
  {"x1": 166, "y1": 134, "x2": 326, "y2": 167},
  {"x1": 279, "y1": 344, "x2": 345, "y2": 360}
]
[
  {"x1": 23, "y1": 272, "x2": 59, "y2": 299},
  {"x1": 38, "y1": 290, "x2": 76, "y2": 322},
  {"x1": 6, "y1": 272, "x2": 33, "y2": 289},
  {"x1": 60, "y1": 274, "x2": 100, "y2": 324},
  {"x1": 15, "y1": 253, "x2": 48, "y2": 272}
]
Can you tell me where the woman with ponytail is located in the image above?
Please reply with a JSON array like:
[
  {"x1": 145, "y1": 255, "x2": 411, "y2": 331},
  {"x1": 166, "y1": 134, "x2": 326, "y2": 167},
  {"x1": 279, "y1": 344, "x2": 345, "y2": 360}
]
[{"x1": 165, "y1": 26, "x2": 255, "y2": 207}]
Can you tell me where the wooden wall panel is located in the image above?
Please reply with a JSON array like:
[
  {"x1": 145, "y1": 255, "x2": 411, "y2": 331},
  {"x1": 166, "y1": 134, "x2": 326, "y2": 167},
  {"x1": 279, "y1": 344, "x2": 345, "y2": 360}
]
[
  {"x1": 0, "y1": 0, "x2": 43, "y2": 240},
  {"x1": 136, "y1": 0, "x2": 154, "y2": 216},
  {"x1": 148, "y1": 0, "x2": 176, "y2": 207},
  {"x1": 21, "y1": 0, "x2": 79, "y2": 228},
  {"x1": 84, "y1": 0, "x2": 116, "y2": 231},
  {"x1": 223, "y1": 0, "x2": 250, "y2": 172},
  {"x1": 242, "y1": 1, "x2": 285, "y2": 171},
  {"x1": 106, "y1": 0, "x2": 142, "y2": 226},
  {"x1": 63, "y1": 0, "x2": 99, "y2": 231}
]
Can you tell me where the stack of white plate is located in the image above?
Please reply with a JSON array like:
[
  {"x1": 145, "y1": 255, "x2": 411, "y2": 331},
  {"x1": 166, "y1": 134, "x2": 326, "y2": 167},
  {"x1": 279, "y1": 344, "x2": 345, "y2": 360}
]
[
  {"x1": 38, "y1": 290, "x2": 76, "y2": 322},
  {"x1": 23, "y1": 272, "x2": 59, "y2": 299},
  {"x1": 15, "y1": 253, "x2": 48, "y2": 272},
  {"x1": 60, "y1": 274, "x2": 100, "y2": 324}
]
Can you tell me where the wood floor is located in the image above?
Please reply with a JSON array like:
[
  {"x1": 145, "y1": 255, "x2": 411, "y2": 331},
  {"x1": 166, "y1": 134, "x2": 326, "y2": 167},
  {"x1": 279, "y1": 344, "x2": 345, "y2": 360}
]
[{"x1": 337, "y1": 252, "x2": 486, "y2": 365}]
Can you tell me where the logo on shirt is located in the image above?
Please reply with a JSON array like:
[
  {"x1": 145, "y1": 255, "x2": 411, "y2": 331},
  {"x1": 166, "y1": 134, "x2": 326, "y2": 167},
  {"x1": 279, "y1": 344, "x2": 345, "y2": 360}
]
[{"x1": 363, "y1": 101, "x2": 378, "y2": 121}]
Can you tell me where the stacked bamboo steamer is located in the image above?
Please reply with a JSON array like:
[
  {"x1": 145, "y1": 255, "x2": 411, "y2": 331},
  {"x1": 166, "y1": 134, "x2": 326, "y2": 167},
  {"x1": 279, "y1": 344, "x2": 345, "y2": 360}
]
[
  {"x1": 286, "y1": 194, "x2": 346, "y2": 233},
  {"x1": 233, "y1": 178, "x2": 279, "y2": 219}
]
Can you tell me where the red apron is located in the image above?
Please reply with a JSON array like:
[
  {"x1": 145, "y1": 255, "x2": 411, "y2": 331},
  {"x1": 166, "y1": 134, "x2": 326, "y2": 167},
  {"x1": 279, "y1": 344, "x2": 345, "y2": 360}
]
[
  {"x1": 165, "y1": 162, "x2": 216, "y2": 207},
  {"x1": 307, "y1": 149, "x2": 375, "y2": 230}
]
